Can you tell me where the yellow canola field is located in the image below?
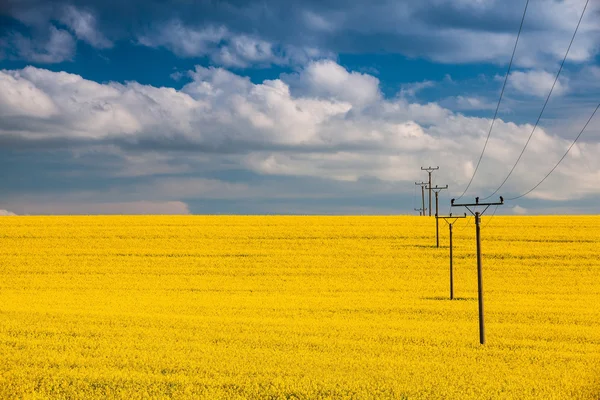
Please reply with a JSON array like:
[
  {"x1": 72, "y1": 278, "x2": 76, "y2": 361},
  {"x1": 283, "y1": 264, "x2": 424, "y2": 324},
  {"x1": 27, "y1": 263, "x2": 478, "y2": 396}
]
[{"x1": 0, "y1": 215, "x2": 599, "y2": 399}]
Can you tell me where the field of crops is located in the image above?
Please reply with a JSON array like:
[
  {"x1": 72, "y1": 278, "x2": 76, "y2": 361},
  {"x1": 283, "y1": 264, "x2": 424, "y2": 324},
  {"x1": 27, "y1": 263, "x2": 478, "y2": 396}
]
[{"x1": 0, "y1": 215, "x2": 599, "y2": 399}]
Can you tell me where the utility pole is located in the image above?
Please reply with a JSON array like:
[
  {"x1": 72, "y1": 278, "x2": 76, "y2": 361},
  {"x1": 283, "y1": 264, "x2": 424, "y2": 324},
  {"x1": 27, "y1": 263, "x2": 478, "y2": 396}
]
[
  {"x1": 414, "y1": 208, "x2": 424, "y2": 216},
  {"x1": 421, "y1": 166, "x2": 439, "y2": 216},
  {"x1": 438, "y1": 213, "x2": 467, "y2": 300},
  {"x1": 451, "y1": 196, "x2": 504, "y2": 345},
  {"x1": 428, "y1": 185, "x2": 448, "y2": 248},
  {"x1": 415, "y1": 182, "x2": 428, "y2": 217}
]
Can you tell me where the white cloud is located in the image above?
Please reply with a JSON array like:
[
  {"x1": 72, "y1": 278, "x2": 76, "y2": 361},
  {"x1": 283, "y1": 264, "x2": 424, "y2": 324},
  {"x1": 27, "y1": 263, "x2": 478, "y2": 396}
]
[
  {"x1": 138, "y1": 20, "x2": 331, "y2": 68},
  {"x1": 509, "y1": 70, "x2": 568, "y2": 97},
  {"x1": 0, "y1": 71, "x2": 58, "y2": 117},
  {"x1": 2, "y1": 67, "x2": 143, "y2": 139},
  {"x1": 213, "y1": 35, "x2": 277, "y2": 68},
  {"x1": 303, "y1": 11, "x2": 336, "y2": 32},
  {"x1": 0, "y1": 209, "x2": 17, "y2": 216},
  {"x1": 322, "y1": 0, "x2": 600, "y2": 68},
  {"x1": 440, "y1": 95, "x2": 496, "y2": 111},
  {"x1": 10, "y1": 26, "x2": 75, "y2": 63},
  {"x1": 512, "y1": 205, "x2": 528, "y2": 215},
  {"x1": 138, "y1": 21, "x2": 227, "y2": 57},
  {"x1": 399, "y1": 80, "x2": 435, "y2": 98},
  {"x1": 59, "y1": 5, "x2": 112, "y2": 49},
  {"x1": 0, "y1": 62, "x2": 598, "y2": 204},
  {"x1": 0, "y1": 5, "x2": 109, "y2": 63},
  {"x1": 3, "y1": 0, "x2": 600, "y2": 70},
  {"x1": 3, "y1": 201, "x2": 190, "y2": 215},
  {"x1": 290, "y1": 59, "x2": 381, "y2": 106}
]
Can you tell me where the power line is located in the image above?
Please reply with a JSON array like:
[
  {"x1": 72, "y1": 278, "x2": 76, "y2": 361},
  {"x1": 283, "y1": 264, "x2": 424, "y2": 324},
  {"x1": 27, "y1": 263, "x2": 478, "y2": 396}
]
[
  {"x1": 481, "y1": 205, "x2": 499, "y2": 229},
  {"x1": 483, "y1": 0, "x2": 590, "y2": 200},
  {"x1": 457, "y1": 216, "x2": 472, "y2": 231},
  {"x1": 455, "y1": 0, "x2": 530, "y2": 200},
  {"x1": 445, "y1": 186, "x2": 452, "y2": 216},
  {"x1": 579, "y1": 142, "x2": 594, "y2": 174},
  {"x1": 507, "y1": 102, "x2": 600, "y2": 201}
]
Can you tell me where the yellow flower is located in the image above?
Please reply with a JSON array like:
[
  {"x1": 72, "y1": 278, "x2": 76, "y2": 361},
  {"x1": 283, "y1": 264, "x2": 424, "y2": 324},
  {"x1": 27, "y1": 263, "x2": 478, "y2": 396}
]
[{"x1": 0, "y1": 215, "x2": 598, "y2": 399}]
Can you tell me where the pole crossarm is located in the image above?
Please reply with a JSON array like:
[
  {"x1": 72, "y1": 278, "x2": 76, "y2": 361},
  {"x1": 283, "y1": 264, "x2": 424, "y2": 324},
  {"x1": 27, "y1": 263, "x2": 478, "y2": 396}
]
[
  {"x1": 429, "y1": 185, "x2": 448, "y2": 193},
  {"x1": 415, "y1": 182, "x2": 428, "y2": 217},
  {"x1": 451, "y1": 196, "x2": 504, "y2": 207},
  {"x1": 438, "y1": 213, "x2": 467, "y2": 219},
  {"x1": 438, "y1": 213, "x2": 467, "y2": 225},
  {"x1": 420, "y1": 166, "x2": 439, "y2": 172},
  {"x1": 451, "y1": 197, "x2": 503, "y2": 216}
]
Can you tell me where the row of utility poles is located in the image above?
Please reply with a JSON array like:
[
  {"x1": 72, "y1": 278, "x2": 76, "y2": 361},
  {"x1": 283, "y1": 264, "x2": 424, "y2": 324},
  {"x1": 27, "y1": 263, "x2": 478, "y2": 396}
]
[
  {"x1": 415, "y1": 167, "x2": 447, "y2": 248},
  {"x1": 414, "y1": 166, "x2": 503, "y2": 345}
]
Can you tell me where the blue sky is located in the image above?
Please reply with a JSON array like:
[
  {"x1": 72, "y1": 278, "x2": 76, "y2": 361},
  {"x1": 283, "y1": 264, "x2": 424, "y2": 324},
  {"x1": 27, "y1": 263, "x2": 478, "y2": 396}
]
[{"x1": 1, "y1": 0, "x2": 599, "y2": 215}]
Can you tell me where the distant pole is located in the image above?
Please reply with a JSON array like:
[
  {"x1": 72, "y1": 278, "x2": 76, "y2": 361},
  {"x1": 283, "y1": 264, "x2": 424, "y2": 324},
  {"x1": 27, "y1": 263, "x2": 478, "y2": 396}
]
[
  {"x1": 422, "y1": 186, "x2": 426, "y2": 216},
  {"x1": 451, "y1": 196, "x2": 503, "y2": 345},
  {"x1": 415, "y1": 182, "x2": 428, "y2": 217},
  {"x1": 414, "y1": 208, "x2": 424, "y2": 216},
  {"x1": 421, "y1": 166, "x2": 439, "y2": 216},
  {"x1": 438, "y1": 213, "x2": 467, "y2": 300},
  {"x1": 429, "y1": 172, "x2": 432, "y2": 216},
  {"x1": 429, "y1": 185, "x2": 448, "y2": 248}
]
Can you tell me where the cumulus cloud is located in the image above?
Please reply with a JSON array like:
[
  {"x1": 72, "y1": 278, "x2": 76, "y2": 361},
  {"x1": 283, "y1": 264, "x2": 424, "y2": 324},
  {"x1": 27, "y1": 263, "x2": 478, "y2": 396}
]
[
  {"x1": 0, "y1": 5, "x2": 110, "y2": 63},
  {"x1": 288, "y1": 60, "x2": 381, "y2": 106},
  {"x1": 129, "y1": 0, "x2": 600, "y2": 69},
  {"x1": 8, "y1": 26, "x2": 75, "y2": 63},
  {"x1": 2, "y1": 201, "x2": 190, "y2": 215},
  {"x1": 138, "y1": 21, "x2": 227, "y2": 57},
  {"x1": 131, "y1": 0, "x2": 600, "y2": 69},
  {"x1": 512, "y1": 205, "x2": 528, "y2": 215},
  {"x1": 138, "y1": 20, "x2": 329, "y2": 68},
  {"x1": 0, "y1": 71, "x2": 58, "y2": 117},
  {"x1": 327, "y1": 0, "x2": 600, "y2": 68},
  {"x1": 302, "y1": 10, "x2": 336, "y2": 32},
  {"x1": 0, "y1": 209, "x2": 17, "y2": 216},
  {"x1": 509, "y1": 70, "x2": 568, "y2": 97},
  {"x1": 2, "y1": 67, "x2": 142, "y2": 139},
  {"x1": 440, "y1": 95, "x2": 496, "y2": 111},
  {"x1": 3, "y1": 0, "x2": 600, "y2": 70},
  {"x1": 3, "y1": 0, "x2": 599, "y2": 69},
  {"x1": 0, "y1": 62, "x2": 598, "y2": 204},
  {"x1": 213, "y1": 35, "x2": 275, "y2": 67},
  {"x1": 399, "y1": 81, "x2": 435, "y2": 98},
  {"x1": 59, "y1": 5, "x2": 112, "y2": 49}
]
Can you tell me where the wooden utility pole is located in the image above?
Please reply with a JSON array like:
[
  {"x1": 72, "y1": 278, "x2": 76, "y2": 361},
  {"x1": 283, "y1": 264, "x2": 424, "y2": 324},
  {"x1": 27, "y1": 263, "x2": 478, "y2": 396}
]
[
  {"x1": 415, "y1": 182, "x2": 428, "y2": 217},
  {"x1": 428, "y1": 185, "x2": 448, "y2": 248},
  {"x1": 421, "y1": 166, "x2": 439, "y2": 216},
  {"x1": 438, "y1": 213, "x2": 467, "y2": 300},
  {"x1": 451, "y1": 196, "x2": 504, "y2": 345}
]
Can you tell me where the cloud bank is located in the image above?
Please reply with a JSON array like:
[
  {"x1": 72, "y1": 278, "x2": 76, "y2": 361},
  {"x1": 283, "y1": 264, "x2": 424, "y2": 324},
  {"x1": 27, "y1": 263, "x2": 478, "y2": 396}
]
[{"x1": 0, "y1": 61, "x2": 598, "y2": 210}]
